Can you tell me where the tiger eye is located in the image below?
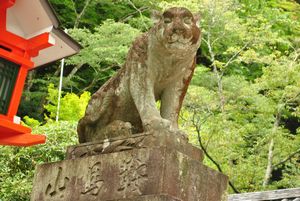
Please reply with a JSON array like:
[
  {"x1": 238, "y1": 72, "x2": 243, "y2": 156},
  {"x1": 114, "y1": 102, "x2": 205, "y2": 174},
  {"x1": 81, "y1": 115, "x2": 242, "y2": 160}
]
[
  {"x1": 183, "y1": 17, "x2": 192, "y2": 24},
  {"x1": 164, "y1": 18, "x2": 172, "y2": 24}
]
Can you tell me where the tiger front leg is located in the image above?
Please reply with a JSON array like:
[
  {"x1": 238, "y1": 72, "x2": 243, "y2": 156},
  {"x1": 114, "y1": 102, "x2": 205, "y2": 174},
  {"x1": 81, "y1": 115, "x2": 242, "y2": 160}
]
[
  {"x1": 160, "y1": 80, "x2": 186, "y2": 131},
  {"x1": 128, "y1": 63, "x2": 171, "y2": 131}
]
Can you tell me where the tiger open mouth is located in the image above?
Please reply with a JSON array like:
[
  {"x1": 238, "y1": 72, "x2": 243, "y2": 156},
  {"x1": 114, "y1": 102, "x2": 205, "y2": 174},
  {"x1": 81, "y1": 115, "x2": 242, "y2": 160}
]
[
  {"x1": 168, "y1": 34, "x2": 192, "y2": 45},
  {"x1": 167, "y1": 39, "x2": 192, "y2": 47}
]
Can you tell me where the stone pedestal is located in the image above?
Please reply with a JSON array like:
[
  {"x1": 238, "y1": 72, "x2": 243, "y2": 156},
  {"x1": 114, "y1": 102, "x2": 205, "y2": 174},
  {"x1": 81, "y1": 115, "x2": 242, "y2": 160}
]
[{"x1": 31, "y1": 131, "x2": 228, "y2": 201}]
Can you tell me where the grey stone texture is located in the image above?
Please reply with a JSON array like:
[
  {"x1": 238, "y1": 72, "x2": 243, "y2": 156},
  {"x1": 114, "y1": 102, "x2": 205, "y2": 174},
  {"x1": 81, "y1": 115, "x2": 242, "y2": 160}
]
[
  {"x1": 108, "y1": 195, "x2": 181, "y2": 201},
  {"x1": 31, "y1": 131, "x2": 228, "y2": 201}
]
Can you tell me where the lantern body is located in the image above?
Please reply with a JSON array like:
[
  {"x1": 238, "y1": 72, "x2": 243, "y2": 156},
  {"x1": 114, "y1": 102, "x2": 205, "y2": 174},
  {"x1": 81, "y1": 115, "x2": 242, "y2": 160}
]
[{"x1": 0, "y1": 0, "x2": 80, "y2": 146}]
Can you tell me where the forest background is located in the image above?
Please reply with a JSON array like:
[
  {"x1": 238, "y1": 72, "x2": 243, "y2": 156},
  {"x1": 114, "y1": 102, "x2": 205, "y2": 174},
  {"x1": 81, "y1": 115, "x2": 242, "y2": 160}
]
[{"x1": 0, "y1": 0, "x2": 300, "y2": 200}]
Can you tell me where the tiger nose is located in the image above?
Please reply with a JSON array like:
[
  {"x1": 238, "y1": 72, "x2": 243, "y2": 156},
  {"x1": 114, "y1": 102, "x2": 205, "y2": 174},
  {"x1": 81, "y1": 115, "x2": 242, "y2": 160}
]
[
  {"x1": 172, "y1": 26, "x2": 184, "y2": 34},
  {"x1": 172, "y1": 24, "x2": 185, "y2": 34}
]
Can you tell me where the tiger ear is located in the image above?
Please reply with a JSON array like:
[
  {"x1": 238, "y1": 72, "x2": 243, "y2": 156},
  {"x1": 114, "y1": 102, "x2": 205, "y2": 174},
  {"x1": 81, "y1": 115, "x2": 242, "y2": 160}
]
[
  {"x1": 151, "y1": 10, "x2": 162, "y2": 24},
  {"x1": 193, "y1": 13, "x2": 201, "y2": 27}
]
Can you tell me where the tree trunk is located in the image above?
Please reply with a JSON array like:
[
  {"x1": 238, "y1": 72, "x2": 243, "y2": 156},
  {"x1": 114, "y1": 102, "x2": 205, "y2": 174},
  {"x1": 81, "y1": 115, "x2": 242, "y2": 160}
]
[
  {"x1": 25, "y1": 71, "x2": 35, "y2": 91},
  {"x1": 263, "y1": 112, "x2": 281, "y2": 187},
  {"x1": 206, "y1": 34, "x2": 225, "y2": 112},
  {"x1": 66, "y1": 63, "x2": 84, "y2": 82},
  {"x1": 263, "y1": 138, "x2": 274, "y2": 187}
]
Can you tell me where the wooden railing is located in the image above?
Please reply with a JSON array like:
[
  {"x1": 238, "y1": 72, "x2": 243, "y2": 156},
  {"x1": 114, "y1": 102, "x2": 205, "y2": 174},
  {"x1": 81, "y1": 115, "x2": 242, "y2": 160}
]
[{"x1": 228, "y1": 188, "x2": 300, "y2": 201}]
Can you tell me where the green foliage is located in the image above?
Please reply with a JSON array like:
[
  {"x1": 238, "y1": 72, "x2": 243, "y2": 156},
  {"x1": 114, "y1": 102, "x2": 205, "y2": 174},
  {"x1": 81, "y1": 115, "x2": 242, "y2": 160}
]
[
  {"x1": 128, "y1": 16, "x2": 153, "y2": 31},
  {"x1": 68, "y1": 20, "x2": 141, "y2": 67},
  {"x1": 61, "y1": 20, "x2": 141, "y2": 92},
  {"x1": 49, "y1": 0, "x2": 77, "y2": 28},
  {"x1": 49, "y1": 0, "x2": 155, "y2": 29},
  {"x1": 22, "y1": 116, "x2": 41, "y2": 127},
  {"x1": 183, "y1": 65, "x2": 300, "y2": 192},
  {"x1": 44, "y1": 83, "x2": 91, "y2": 121},
  {"x1": 175, "y1": 0, "x2": 300, "y2": 193},
  {"x1": 158, "y1": 0, "x2": 201, "y2": 12},
  {"x1": 19, "y1": 74, "x2": 53, "y2": 121},
  {"x1": 0, "y1": 121, "x2": 77, "y2": 201}
]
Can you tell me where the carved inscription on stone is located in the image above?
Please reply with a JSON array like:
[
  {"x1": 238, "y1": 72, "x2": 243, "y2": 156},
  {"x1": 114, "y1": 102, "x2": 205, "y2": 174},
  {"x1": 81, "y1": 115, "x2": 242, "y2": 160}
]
[
  {"x1": 81, "y1": 161, "x2": 104, "y2": 196},
  {"x1": 118, "y1": 155, "x2": 148, "y2": 197},
  {"x1": 45, "y1": 167, "x2": 69, "y2": 199},
  {"x1": 191, "y1": 175, "x2": 202, "y2": 201}
]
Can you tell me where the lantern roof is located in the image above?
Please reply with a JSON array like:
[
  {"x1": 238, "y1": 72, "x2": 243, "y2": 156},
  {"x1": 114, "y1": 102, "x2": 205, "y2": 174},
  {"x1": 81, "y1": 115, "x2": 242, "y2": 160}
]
[{"x1": 6, "y1": 0, "x2": 81, "y2": 67}]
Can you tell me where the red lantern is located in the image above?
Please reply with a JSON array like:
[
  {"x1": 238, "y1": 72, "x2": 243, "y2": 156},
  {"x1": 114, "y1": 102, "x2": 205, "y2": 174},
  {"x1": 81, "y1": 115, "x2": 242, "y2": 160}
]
[{"x1": 0, "y1": 0, "x2": 81, "y2": 146}]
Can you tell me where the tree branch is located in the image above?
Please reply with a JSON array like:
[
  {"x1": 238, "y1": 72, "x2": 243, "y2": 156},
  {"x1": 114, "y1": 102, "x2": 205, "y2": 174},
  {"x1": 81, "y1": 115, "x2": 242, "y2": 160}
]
[
  {"x1": 70, "y1": 0, "x2": 78, "y2": 17},
  {"x1": 127, "y1": 0, "x2": 148, "y2": 29},
  {"x1": 80, "y1": 75, "x2": 110, "y2": 93},
  {"x1": 67, "y1": 63, "x2": 84, "y2": 81},
  {"x1": 74, "y1": 0, "x2": 93, "y2": 28},
  {"x1": 191, "y1": 113, "x2": 240, "y2": 193},
  {"x1": 119, "y1": 6, "x2": 149, "y2": 23},
  {"x1": 223, "y1": 42, "x2": 250, "y2": 70},
  {"x1": 273, "y1": 148, "x2": 300, "y2": 168},
  {"x1": 206, "y1": 34, "x2": 225, "y2": 112}
]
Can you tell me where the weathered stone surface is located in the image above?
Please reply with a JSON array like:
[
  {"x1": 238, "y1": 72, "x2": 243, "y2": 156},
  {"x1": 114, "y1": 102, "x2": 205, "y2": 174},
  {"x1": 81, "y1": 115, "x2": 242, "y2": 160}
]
[
  {"x1": 77, "y1": 7, "x2": 201, "y2": 143},
  {"x1": 66, "y1": 130, "x2": 203, "y2": 162},
  {"x1": 108, "y1": 195, "x2": 182, "y2": 201},
  {"x1": 31, "y1": 135, "x2": 227, "y2": 201}
]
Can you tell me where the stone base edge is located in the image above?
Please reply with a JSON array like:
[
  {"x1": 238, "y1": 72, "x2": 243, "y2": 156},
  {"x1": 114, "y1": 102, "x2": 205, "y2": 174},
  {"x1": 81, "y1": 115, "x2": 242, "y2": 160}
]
[{"x1": 107, "y1": 194, "x2": 182, "y2": 201}]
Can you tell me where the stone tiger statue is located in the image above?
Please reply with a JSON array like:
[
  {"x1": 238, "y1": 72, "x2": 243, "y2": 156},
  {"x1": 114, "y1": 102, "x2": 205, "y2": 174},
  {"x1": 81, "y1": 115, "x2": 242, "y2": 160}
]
[{"x1": 78, "y1": 7, "x2": 201, "y2": 143}]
